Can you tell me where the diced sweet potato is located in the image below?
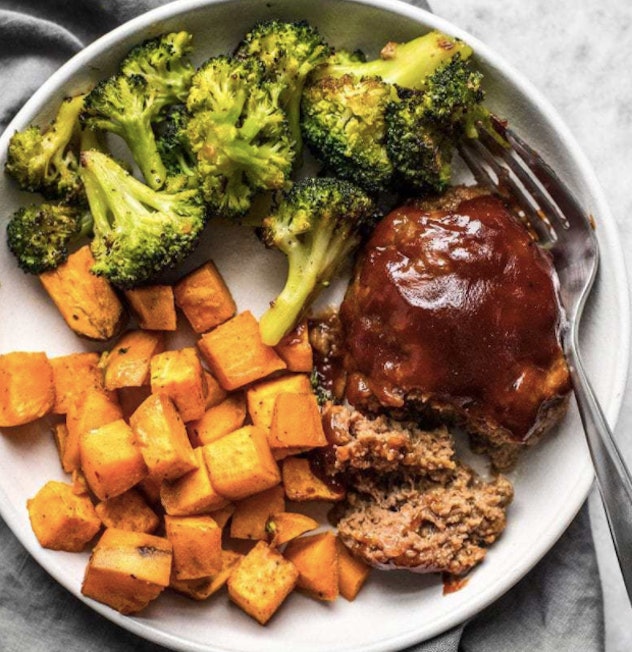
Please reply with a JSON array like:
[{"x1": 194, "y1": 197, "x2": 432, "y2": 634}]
[
  {"x1": 95, "y1": 488, "x2": 160, "y2": 534},
  {"x1": 208, "y1": 503, "x2": 236, "y2": 529},
  {"x1": 174, "y1": 260, "x2": 236, "y2": 333},
  {"x1": 203, "y1": 370, "x2": 228, "y2": 409},
  {"x1": 227, "y1": 541, "x2": 298, "y2": 624},
  {"x1": 49, "y1": 352, "x2": 103, "y2": 414},
  {"x1": 336, "y1": 536, "x2": 371, "y2": 601},
  {"x1": 187, "y1": 393, "x2": 246, "y2": 447},
  {"x1": 283, "y1": 531, "x2": 339, "y2": 601},
  {"x1": 170, "y1": 549, "x2": 243, "y2": 600},
  {"x1": 274, "y1": 321, "x2": 313, "y2": 372},
  {"x1": 130, "y1": 393, "x2": 197, "y2": 483},
  {"x1": 27, "y1": 480, "x2": 101, "y2": 552},
  {"x1": 0, "y1": 351, "x2": 55, "y2": 427},
  {"x1": 230, "y1": 485, "x2": 285, "y2": 540},
  {"x1": 82, "y1": 528, "x2": 172, "y2": 614},
  {"x1": 165, "y1": 514, "x2": 223, "y2": 580},
  {"x1": 39, "y1": 245, "x2": 126, "y2": 341},
  {"x1": 198, "y1": 311, "x2": 286, "y2": 391},
  {"x1": 203, "y1": 425, "x2": 281, "y2": 501},
  {"x1": 124, "y1": 284, "x2": 177, "y2": 331},
  {"x1": 268, "y1": 512, "x2": 319, "y2": 547},
  {"x1": 160, "y1": 446, "x2": 229, "y2": 516},
  {"x1": 246, "y1": 373, "x2": 312, "y2": 433},
  {"x1": 100, "y1": 330, "x2": 165, "y2": 390},
  {"x1": 282, "y1": 457, "x2": 346, "y2": 502},
  {"x1": 80, "y1": 418, "x2": 148, "y2": 501},
  {"x1": 52, "y1": 421, "x2": 70, "y2": 471},
  {"x1": 268, "y1": 392, "x2": 327, "y2": 451},
  {"x1": 150, "y1": 347, "x2": 207, "y2": 422},
  {"x1": 64, "y1": 387, "x2": 124, "y2": 473}
]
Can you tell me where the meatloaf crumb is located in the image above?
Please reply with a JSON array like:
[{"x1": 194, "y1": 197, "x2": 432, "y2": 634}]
[
  {"x1": 323, "y1": 403, "x2": 456, "y2": 483},
  {"x1": 334, "y1": 463, "x2": 513, "y2": 575}
]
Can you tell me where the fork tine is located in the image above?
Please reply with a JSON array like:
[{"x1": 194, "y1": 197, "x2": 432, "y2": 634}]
[
  {"x1": 459, "y1": 139, "x2": 556, "y2": 245},
  {"x1": 494, "y1": 120, "x2": 592, "y2": 232}
]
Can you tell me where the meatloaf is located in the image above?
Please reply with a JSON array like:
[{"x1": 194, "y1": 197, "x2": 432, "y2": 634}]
[
  {"x1": 339, "y1": 186, "x2": 571, "y2": 469},
  {"x1": 324, "y1": 404, "x2": 513, "y2": 575}
]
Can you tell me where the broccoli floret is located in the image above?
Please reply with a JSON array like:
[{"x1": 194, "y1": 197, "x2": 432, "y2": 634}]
[
  {"x1": 235, "y1": 20, "x2": 332, "y2": 152},
  {"x1": 385, "y1": 55, "x2": 498, "y2": 193},
  {"x1": 258, "y1": 177, "x2": 377, "y2": 346},
  {"x1": 301, "y1": 30, "x2": 480, "y2": 194},
  {"x1": 185, "y1": 55, "x2": 295, "y2": 219},
  {"x1": 120, "y1": 31, "x2": 195, "y2": 105},
  {"x1": 6, "y1": 202, "x2": 92, "y2": 274},
  {"x1": 81, "y1": 32, "x2": 195, "y2": 190},
  {"x1": 156, "y1": 105, "x2": 199, "y2": 192},
  {"x1": 5, "y1": 94, "x2": 85, "y2": 200},
  {"x1": 80, "y1": 150, "x2": 206, "y2": 288}
]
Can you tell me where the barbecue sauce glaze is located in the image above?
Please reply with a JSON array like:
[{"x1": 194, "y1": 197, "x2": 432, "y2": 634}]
[{"x1": 340, "y1": 193, "x2": 571, "y2": 442}]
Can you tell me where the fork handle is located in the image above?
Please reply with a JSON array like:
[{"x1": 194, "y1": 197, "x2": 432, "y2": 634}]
[{"x1": 566, "y1": 336, "x2": 632, "y2": 602}]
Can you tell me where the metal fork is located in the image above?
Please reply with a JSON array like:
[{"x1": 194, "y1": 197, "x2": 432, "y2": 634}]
[{"x1": 459, "y1": 118, "x2": 632, "y2": 603}]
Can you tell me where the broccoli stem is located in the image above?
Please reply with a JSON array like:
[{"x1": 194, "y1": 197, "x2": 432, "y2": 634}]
[
  {"x1": 259, "y1": 221, "x2": 352, "y2": 346},
  {"x1": 328, "y1": 31, "x2": 472, "y2": 90},
  {"x1": 122, "y1": 118, "x2": 167, "y2": 189}
]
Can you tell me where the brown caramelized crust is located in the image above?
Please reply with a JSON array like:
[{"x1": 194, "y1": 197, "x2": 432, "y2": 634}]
[{"x1": 340, "y1": 187, "x2": 571, "y2": 449}]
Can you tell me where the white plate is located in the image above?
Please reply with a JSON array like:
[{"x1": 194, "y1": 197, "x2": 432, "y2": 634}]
[{"x1": 0, "y1": 1, "x2": 629, "y2": 651}]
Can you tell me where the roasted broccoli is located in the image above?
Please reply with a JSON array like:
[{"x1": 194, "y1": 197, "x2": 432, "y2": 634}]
[
  {"x1": 5, "y1": 94, "x2": 85, "y2": 201},
  {"x1": 80, "y1": 150, "x2": 206, "y2": 288},
  {"x1": 301, "y1": 30, "x2": 492, "y2": 195},
  {"x1": 81, "y1": 32, "x2": 195, "y2": 190},
  {"x1": 234, "y1": 19, "x2": 332, "y2": 152},
  {"x1": 6, "y1": 202, "x2": 92, "y2": 274},
  {"x1": 156, "y1": 105, "x2": 199, "y2": 192},
  {"x1": 185, "y1": 55, "x2": 295, "y2": 219},
  {"x1": 258, "y1": 177, "x2": 377, "y2": 345}
]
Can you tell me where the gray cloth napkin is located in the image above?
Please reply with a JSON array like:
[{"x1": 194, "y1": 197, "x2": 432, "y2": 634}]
[{"x1": 0, "y1": 1, "x2": 605, "y2": 650}]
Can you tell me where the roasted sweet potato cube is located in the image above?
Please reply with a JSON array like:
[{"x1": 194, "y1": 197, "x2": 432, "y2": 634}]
[
  {"x1": 203, "y1": 425, "x2": 281, "y2": 501},
  {"x1": 150, "y1": 347, "x2": 207, "y2": 422},
  {"x1": 130, "y1": 394, "x2": 197, "y2": 482},
  {"x1": 64, "y1": 387, "x2": 124, "y2": 473},
  {"x1": 274, "y1": 321, "x2": 313, "y2": 372},
  {"x1": 100, "y1": 330, "x2": 165, "y2": 390},
  {"x1": 246, "y1": 373, "x2": 312, "y2": 433},
  {"x1": 165, "y1": 514, "x2": 222, "y2": 580},
  {"x1": 80, "y1": 418, "x2": 147, "y2": 501},
  {"x1": 268, "y1": 512, "x2": 319, "y2": 547},
  {"x1": 82, "y1": 528, "x2": 172, "y2": 614},
  {"x1": 53, "y1": 421, "x2": 70, "y2": 471},
  {"x1": 203, "y1": 370, "x2": 228, "y2": 409},
  {"x1": 95, "y1": 488, "x2": 160, "y2": 534},
  {"x1": 49, "y1": 352, "x2": 103, "y2": 414},
  {"x1": 230, "y1": 485, "x2": 285, "y2": 540},
  {"x1": 170, "y1": 549, "x2": 243, "y2": 600},
  {"x1": 336, "y1": 536, "x2": 371, "y2": 601},
  {"x1": 282, "y1": 457, "x2": 346, "y2": 502},
  {"x1": 0, "y1": 351, "x2": 55, "y2": 427},
  {"x1": 27, "y1": 480, "x2": 101, "y2": 552},
  {"x1": 174, "y1": 260, "x2": 236, "y2": 333},
  {"x1": 160, "y1": 446, "x2": 229, "y2": 516},
  {"x1": 208, "y1": 503, "x2": 236, "y2": 529},
  {"x1": 187, "y1": 393, "x2": 246, "y2": 447},
  {"x1": 39, "y1": 245, "x2": 127, "y2": 341},
  {"x1": 198, "y1": 311, "x2": 286, "y2": 391},
  {"x1": 268, "y1": 392, "x2": 327, "y2": 451},
  {"x1": 124, "y1": 284, "x2": 177, "y2": 331},
  {"x1": 227, "y1": 541, "x2": 298, "y2": 624},
  {"x1": 284, "y1": 531, "x2": 339, "y2": 601}
]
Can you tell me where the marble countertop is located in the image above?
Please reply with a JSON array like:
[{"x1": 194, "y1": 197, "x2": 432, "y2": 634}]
[{"x1": 429, "y1": 1, "x2": 632, "y2": 650}]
